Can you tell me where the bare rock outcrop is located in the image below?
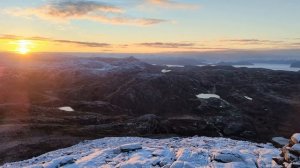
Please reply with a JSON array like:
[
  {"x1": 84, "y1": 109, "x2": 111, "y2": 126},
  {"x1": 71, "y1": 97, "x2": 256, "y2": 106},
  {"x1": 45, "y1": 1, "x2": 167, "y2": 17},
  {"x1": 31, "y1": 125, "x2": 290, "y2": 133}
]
[{"x1": 273, "y1": 133, "x2": 300, "y2": 167}]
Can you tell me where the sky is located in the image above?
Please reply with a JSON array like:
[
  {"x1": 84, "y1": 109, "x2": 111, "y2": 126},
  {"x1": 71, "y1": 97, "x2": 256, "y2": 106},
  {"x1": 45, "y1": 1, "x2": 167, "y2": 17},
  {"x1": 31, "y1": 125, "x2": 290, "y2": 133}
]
[{"x1": 0, "y1": 0, "x2": 300, "y2": 53}]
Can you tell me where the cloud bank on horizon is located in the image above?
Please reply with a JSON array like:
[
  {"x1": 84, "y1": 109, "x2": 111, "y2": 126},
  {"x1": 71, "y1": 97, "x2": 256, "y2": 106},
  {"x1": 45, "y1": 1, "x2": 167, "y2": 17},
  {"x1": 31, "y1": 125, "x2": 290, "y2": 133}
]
[{"x1": 0, "y1": 0, "x2": 299, "y2": 53}]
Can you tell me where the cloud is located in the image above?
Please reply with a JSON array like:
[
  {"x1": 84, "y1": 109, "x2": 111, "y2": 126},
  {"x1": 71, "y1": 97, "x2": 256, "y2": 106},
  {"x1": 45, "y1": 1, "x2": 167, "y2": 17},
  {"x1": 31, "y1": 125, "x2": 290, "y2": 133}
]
[
  {"x1": 51, "y1": 39, "x2": 110, "y2": 47},
  {"x1": 221, "y1": 39, "x2": 284, "y2": 45},
  {"x1": 85, "y1": 15, "x2": 166, "y2": 25},
  {"x1": 138, "y1": 42, "x2": 229, "y2": 50},
  {"x1": 219, "y1": 39, "x2": 300, "y2": 49},
  {"x1": 138, "y1": 42, "x2": 195, "y2": 48},
  {"x1": 43, "y1": 0, "x2": 123, "y2": 17},
  {"x1": 147, "y1": 0, "x2": 199, "y2": 9},
  {"x1": 290, "y1": 42, "x2": 300, "y2": 46},
  {"x1": 0, "y1": 34, "x2": 110, "y2": 48},
  {"x1": 5, "y1": 0, "x2": 167, "y2": 26}
]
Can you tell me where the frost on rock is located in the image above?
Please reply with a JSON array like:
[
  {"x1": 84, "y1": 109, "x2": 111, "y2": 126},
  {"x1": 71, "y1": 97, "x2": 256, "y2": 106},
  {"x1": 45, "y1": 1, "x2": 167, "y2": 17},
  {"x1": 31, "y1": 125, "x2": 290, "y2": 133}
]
[
  {"x1": 58, "y1": 106, "x2": 74, "y2": 112},
  {"x1": 2, "y1": 137, "x2": 280, "y2": 168},
  {"x1": 212, "y1": 150, "x2": 244, "y2": 163},
  {"x1": 256, "y1": 148, "x2": 281, "y2": 168},
  {"x1": 43, "y1": 156, "x2": 75, "y2": 168},
  {"x1": 196, "y1": 93, "x2": 220, "y2": 99},
  {"x1": 170, "y1": 161, "x2": 194, "y2": 168}
]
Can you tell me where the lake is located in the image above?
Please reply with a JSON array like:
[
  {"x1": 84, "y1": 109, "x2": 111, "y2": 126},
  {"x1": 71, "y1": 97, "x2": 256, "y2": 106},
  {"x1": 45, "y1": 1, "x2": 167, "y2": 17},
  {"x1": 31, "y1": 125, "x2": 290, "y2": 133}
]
[{"x1": 233, "y1": 63, "x2": 300, "y2": 72}]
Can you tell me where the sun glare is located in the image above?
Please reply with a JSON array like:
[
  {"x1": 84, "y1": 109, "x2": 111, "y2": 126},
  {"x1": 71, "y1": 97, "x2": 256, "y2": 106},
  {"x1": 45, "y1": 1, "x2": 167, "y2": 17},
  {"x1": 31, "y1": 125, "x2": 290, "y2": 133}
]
[{"x1": 16, "y1": 40, "x2": 32, "y2": 55}]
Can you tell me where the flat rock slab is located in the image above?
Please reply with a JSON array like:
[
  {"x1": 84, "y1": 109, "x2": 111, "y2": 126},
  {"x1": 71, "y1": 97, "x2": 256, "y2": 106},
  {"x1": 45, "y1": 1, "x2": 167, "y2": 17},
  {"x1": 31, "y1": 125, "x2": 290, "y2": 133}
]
[
  {"x1": 272, "y1": 137, "x2": 289, "y2": 147},
  {"x1": 291, "y1": 144, "x2": 300, "y2": 155}
]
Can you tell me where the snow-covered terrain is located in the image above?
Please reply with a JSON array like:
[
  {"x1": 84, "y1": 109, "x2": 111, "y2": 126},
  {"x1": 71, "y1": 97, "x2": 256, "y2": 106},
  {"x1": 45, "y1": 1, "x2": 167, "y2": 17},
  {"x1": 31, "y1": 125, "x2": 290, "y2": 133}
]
[{"x1": 2, "y1": 137, "x2": 280, "y2": 168}]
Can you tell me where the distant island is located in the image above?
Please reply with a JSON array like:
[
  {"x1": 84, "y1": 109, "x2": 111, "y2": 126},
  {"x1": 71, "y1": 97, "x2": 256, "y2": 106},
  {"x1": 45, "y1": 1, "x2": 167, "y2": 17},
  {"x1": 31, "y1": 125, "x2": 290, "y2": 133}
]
[
  {"x1": 291, "y1": 61, "x2": 300, "y2": 68},
  {"x1": 217, "y1": 61, "x2": 254, "y2": 66}
]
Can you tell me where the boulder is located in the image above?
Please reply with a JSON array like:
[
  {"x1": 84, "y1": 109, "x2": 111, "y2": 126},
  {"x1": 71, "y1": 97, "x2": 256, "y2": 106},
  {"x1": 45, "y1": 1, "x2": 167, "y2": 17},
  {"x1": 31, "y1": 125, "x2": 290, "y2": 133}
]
[
  {"x1": 291, "y1": 162, "x2": 300, "y2": 168},
  {"x1": 119, "y1": 143, "x2": 142, "y2": 152},
  {"x1": 291, "y1": 144, "x2": 300, "y2": 155},
  {"x1": 284, "y1": 150, "x2": 299, "y2": 163},
  {"x1": 272, "y1": 157, "x2": 285, "y2": 165},
  {"x1": 272, "y1": 137, "x2": 289, "y2": 148},
  {"x1": 291, "y1": 133, "x2": 300, "y2": 144}
]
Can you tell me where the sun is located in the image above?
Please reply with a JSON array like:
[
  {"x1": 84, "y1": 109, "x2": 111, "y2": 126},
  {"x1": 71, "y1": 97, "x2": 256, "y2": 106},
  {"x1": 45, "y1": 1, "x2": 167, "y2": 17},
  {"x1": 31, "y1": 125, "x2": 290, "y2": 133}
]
[{"x1": 16, "y1": 40, "x2": 32, "y2": 55}]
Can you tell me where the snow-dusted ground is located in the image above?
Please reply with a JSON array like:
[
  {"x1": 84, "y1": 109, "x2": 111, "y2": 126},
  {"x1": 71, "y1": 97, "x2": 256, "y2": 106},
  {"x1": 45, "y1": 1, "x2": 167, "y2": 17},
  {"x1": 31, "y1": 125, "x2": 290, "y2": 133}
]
[{"x1": 2, "y1": 137, "x2": 280, "y2": 168}]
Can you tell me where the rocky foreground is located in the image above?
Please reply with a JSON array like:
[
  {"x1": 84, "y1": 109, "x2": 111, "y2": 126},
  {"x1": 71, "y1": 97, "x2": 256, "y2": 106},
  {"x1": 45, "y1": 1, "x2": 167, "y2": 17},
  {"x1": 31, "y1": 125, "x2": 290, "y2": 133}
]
[
  {"x1": 1, "y1": 136, "x2": 281, "y2": 168},
  {"x1": 271, "y1": 133, "x2": 300, "y2": 167},
  {"x1": 0, "y1": 56, "x2": 300, "y2": 164}
]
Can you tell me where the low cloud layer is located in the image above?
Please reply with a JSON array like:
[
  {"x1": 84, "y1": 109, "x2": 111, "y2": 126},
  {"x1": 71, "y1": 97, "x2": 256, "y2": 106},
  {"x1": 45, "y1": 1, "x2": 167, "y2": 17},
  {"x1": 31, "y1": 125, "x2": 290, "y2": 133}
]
[
  {"x1": 221, "y1": 39, "x2": 284, "y2": 45},
  {"x1": 139, "y1": 42, "x2": 195, "y2": 48},
  {"x1": 138, "y1": 42, "x2": 229, "y2": 50},
  {"x1": 6, "y1": 0, "x2": 167, "y2": 26},
  {"x1": 2, "y1": 34, "x2": 299, "y2": 52},
  {"x1": 0, "y1": 34, "x2": 110, "y2": 48}
]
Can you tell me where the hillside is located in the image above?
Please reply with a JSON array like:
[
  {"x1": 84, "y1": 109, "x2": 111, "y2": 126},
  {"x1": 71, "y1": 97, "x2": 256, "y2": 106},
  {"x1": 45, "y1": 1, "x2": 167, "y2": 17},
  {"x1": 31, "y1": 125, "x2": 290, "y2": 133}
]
[{"x1": 0, "y1": 56, "x2": 300, "y2": 164}]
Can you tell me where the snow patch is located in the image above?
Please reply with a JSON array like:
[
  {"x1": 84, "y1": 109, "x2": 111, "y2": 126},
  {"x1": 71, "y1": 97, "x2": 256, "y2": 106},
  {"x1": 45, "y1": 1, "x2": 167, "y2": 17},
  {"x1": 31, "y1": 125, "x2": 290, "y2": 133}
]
[
  {"x1": 58, "y1": 106, "x2": 74, "y2": 112},
  {"x1": 161, "y1": 69, "x2": 172, "y2": 73},
  {"x1": 196, "y1": 93, "x2": 220, "y2": 99},
  {"x1": 244, "y1": 96, "x2": 253, "y2": 101},
  {"x1": 166, "y1": 65, "x2": 184, "y2": 68}
]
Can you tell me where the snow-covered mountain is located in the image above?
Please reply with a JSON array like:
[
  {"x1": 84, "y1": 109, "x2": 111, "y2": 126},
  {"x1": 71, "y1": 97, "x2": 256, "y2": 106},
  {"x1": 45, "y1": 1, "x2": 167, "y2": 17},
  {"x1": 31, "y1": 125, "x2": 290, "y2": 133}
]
[{"x1": 2, "y1": 136, "x2": 280, "y2": 168}]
